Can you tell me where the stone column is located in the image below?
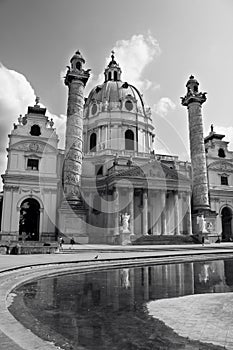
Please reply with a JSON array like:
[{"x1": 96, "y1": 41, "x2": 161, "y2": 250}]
[
  {"x1": 58, "y1": 51, "x2": 90, "y2": 242},
  {"x1": 160, "y1": 191, "x2": 166, "y2": 235},
  {"x1": 63, "y1": 52, "x2": 90, "y2": 202},
  {"x1": 174, "y1": 191, "x2": 180, "y2": 235},
  {"x1": 113, "y1": 187, "x2": 119, "y2": 236},
  {"x1": 186, "y1": 192, "x2": 192, "y2": 235},
  {"x1": 129, "y1": 188, "x2": 134, "y2": 235},
  {"x1": 142, "y1": 189, "x2": 148, "y2": 235},
  {"x1": 181, "y1": 76, "x2": 209, "y2": 213}
]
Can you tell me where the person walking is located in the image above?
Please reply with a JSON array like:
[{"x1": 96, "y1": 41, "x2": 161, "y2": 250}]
[{"x1": 70, "y1": 237, "x2": 75, "y2": 249}]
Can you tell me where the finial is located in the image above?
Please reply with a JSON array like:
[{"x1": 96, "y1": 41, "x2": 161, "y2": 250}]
[
  {"x1": 189, "y1": 75, "x2": 195, "y2": 80},
  {"x1": 111, "y1": 50, "x2": 115, "y2": 61},
  {"x1": 18, "y1": 114, "x2": 23, "y2": 125},
  {"x1": 210, "y1": 124, "x2": 214, "y2": 133},
  {"x1": 35, "y1": 96, "x2": 40, "y2": 105}
]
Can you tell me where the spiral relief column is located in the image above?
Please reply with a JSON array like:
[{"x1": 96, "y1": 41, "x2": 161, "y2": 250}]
[
  {"x1": 64, "y1": 51, "x2": 90, "y2": 202},
  {"x1": 181, "y1": 75, "x2": 209, "y2": 213},
  {"x1": 59, "y1": 51, "x2": 90, "y2": 242},
  {"x1": 181, "y1": 75, "x2": 217, "y2": 238}
]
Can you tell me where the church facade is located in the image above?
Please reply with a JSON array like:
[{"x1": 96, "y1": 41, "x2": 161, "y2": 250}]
[{"x1": 0, "y1": 51, "x2": 232, "y2": 244}]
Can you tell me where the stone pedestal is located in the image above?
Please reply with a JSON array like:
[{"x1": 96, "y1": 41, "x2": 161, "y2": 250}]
[
  {"x1": 58, "y1": 201, "x2": 89, "y2": 244},
  {"x1": 119, "y1": 229, "x2": 131, "y2": 245},
  {"x1": 192, "y1": 211, "x2": 218, "y2": 243}
]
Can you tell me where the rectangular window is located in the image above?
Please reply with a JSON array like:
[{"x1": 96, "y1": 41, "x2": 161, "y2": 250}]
[
  {"x1": 221, "y1": 176, "x2": 228, "y2": 185},
  {"x1": 27, "y1": 159, "x2": 39, "y2": 171}
]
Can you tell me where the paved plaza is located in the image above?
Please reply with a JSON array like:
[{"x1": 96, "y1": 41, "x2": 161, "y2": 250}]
[{"x1": 1, "y1": 243, "x2": 233, "y2": 349}]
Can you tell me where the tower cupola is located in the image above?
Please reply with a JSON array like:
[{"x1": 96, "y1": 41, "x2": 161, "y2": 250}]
[
  {"x1": 181, "y1": 75, "x2": 207, "y2": 106},
  {"x1": 186, "y1": 75, "x2": 199, "y2": 94},
  {"x1": 104, "y1": 51, "x2": 122, "y2": 82},
  {"x1": 70, "y1": 50, "x2": 85, "y2": 72}
]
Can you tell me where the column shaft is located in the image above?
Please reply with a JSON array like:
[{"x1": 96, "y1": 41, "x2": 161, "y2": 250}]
[
  {"x1": 129, "y1": 188, "x2": 134, "y2": 235},
  {"x1": 64, "y1": 80, "x2": 85, "y2": 200},
  {"x1": 174, "y1": 192, "x2": 180, "y2": 235},
  {"x1": 113, "y1": 188, "x2": 119, "y2": 236},
  {"x1": 161, "y1": 191, "x2": 166, "y2": 235},
  {"x1": 142, "y1": 189, "x2": 148, "y2": 235}
]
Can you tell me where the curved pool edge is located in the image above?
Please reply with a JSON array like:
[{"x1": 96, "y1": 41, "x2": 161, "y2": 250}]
[{"x1": 1, "y1": 246, "x2": 233, "y2": 350}]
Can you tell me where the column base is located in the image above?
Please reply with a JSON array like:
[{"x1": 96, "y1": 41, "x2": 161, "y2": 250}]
[{"x1": 58, "y1": 199, "x2": 89, "y2": 244}]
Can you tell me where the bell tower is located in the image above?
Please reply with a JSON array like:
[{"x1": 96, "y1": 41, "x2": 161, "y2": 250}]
[{"x1": 59, "y1": 50, "x2": 91, "y2": 242}]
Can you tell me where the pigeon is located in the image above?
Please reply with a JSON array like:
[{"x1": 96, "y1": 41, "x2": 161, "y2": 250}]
[{"x1": 94, "y1": 255, "x2": 99, "y2": 260}]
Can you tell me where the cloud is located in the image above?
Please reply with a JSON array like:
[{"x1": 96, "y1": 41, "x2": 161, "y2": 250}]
[
  {"x1": 87, "y1": 32, "x2": 161, "y2": 94},
  {"x1": 153, "y1": 97, "x2": 176, "y2": 118},
  {"x1": 0, "y1": 63, "x2": 65, "y2": 189}
]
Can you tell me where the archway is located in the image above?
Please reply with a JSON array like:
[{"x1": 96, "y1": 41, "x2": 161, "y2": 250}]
[
  {"x1": 221, "y1": 206, "x2": 232, "y2": 241},
  {"x1": 19, "y1": 198, "x2": 40, "y2": 241}
]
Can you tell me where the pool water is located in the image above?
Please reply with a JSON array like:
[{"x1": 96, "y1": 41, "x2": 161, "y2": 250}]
[{"x1": 10, "y1": 259, "x2": 233, "y2": 350}]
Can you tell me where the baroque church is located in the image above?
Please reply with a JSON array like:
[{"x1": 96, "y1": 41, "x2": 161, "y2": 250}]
[{"x1": 0, "y1": 51, "x2": 233, "y2": 244}]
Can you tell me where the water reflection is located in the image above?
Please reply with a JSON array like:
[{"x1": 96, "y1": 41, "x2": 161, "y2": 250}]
[{"x1": 12, "y1": 259, "x2": 233, "y2": 350}]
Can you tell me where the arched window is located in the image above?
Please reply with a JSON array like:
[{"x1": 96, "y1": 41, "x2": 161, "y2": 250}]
[
  {"x1": 218, "y1": 148, "x2": 225, "y2": 158},
  {"x1": 125, "y1": 129, "x2": 134, "y2": 150},
  {"x1": 114, "y1": 71, "x2": 118, "y2": 81},
  {"x1": 30, "y1": 124, "x2": 41, "y2": 136},
  {"x1": 76, "y1": 61, "x2": 81, "y2": 70},
  {"x1": 90, "y1": 132, "x2": 97, "y2": 152},
  {"x1": 108, "y1": 72, "x2": 112, "y2": 81}
]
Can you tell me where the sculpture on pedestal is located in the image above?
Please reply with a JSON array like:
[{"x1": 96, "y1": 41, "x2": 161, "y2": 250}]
[{"x1": 122, "y1": 212, "x2": 130, "y2": 232}]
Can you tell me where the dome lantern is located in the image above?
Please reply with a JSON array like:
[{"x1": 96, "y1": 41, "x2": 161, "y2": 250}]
[{"x1": 104, "y1": 50, "x2": 122, "y2": 82}]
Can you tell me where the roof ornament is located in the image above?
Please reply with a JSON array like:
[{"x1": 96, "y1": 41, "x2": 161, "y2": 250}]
[
  {"x1": 210, "y1": 124, "x2": 214, "y2": 133},
  {"x1": 111, "y1": 50, "x2": 115, "y2": 61},
  {"x1": 35, "y1": 96, "x2": 40, "y2": 106}
]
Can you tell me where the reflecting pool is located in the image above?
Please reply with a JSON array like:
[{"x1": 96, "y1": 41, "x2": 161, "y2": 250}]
[{"x1": 10, "y1": 259, "x2": 233, "y2": 350}]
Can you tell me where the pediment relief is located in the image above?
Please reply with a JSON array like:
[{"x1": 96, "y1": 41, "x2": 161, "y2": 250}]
[
  {"x1": 10, "y1": 140, "x2": 57, "y2": 153},
  {"x1": 208, "y1": 161, "x2": 233, "y2": 172}
]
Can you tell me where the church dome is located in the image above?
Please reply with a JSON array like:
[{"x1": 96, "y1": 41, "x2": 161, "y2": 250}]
[
  {"x1": 85, "y1": 80, "x2": 145, "y2": 112},
  {"x1": 84, "y1": 52, "x2": 146, "y2": 118},
  {"x1": 83, "y1": 52, "x2": 154, "y2": 156}
]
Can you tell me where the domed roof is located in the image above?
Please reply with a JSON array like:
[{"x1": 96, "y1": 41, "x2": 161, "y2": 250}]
[
  {"x1": 186, "y1": 74, "x2": 199, "y2": 87},
  {"x1": 85, "y1": 80, "x2": 143, "y2": 106},
  {"x1": 70, "y1": 50, "x2": 85, "y2": 64},
  {"x1": 84, "y1": 52, "x2": 145, "y2": 113}
]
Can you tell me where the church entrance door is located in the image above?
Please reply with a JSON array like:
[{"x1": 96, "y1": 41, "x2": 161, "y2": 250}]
[
  {"x1": 221, "y1": 207, "x2": 232, "y2": 241},
  {"x1": 19, "y1": 198, "x2": 40, "y2": 241}
]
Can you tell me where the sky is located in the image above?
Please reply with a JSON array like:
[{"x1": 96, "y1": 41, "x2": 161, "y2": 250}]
[{"x1": 0, "y1": 0, "x2": 233, "y2": 189}]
